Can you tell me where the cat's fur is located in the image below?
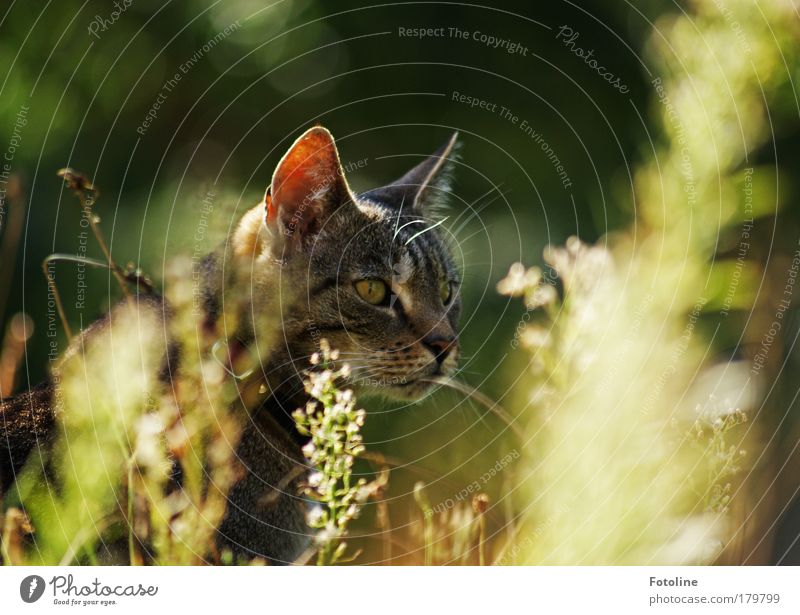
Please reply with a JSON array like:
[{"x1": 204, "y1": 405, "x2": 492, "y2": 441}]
[{"x1": 0, "y1": 126, "x2": 462, "y2": 563}]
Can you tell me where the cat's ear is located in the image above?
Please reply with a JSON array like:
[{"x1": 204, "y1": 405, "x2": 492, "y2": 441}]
[
  {"x1": 366, "y1": 132, "x2": 459, "y2": 216},
  {"x1": 265, "y1": 126, "x2": 354, "y2": 252}
]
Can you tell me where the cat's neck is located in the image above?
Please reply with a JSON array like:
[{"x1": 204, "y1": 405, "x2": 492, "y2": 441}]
[{"x1": 255, "y1": 386, "x2": 309, "y2": 446}]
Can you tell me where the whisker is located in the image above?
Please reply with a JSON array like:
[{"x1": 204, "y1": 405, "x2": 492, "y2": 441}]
[
  {"x1": 451, "y1": 187, "x2": 510, "y2": 238},
  {"x1": 405, "y1": 217, "x2": 449, "y2": 245},
  {"x1": 449, "y1": 183, "x2": 506, "y2": 229},
  {"x1": 421, "y1": 375, "x2": 524, "y2": 443},
  {"x1": 455, "y1": 225, "x2": 493, "y2": 246}
]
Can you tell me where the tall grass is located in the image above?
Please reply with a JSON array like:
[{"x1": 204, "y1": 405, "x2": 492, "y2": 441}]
[
  {"x1": 1, "y1": 0, "x2": 799, "y2": 566},
  {"x1": 491, "y1": 0, "x2": 798, "y2": 565}
]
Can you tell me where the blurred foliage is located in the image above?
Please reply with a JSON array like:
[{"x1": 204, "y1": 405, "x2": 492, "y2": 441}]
[{"x1": 2, "y1": 0, "x2": 800, "y2": 564}]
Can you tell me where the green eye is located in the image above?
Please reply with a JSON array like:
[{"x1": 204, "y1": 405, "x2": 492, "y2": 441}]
[
  {"x1": 354, "y1": 279, "x2": 389, "y2": 305},
  {"x1": 440, "y1": 279, "x2": 453, "y2": 305}
]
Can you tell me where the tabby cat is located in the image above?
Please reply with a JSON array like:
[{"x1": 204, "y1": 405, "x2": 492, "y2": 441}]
[{"x1": 0, "y1": 126, "x2": 462, "y2": 563}]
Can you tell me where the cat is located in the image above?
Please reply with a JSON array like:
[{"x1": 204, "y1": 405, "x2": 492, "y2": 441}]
[{"x1": 0, "y1": 126, "x2": 462, "y2": 564}]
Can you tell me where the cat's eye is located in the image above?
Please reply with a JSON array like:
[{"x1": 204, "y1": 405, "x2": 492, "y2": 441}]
[
  {"x1": 354, "y1": 279, "x2": 389, "y2": 306},
  {"x1": 440, "y1": 279, "x2": 453, "y2": 305}
]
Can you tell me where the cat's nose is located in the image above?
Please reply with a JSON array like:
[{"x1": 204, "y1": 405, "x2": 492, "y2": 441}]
[{"x1": 423, "y1": 335, "x2": 457, "y2": 365}]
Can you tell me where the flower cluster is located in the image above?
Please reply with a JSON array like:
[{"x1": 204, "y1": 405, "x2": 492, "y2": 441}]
[
  {"x1": 685, "y1": 401, "x2": 748, "y2": 515},
  {"x1": 293, "y1": 339, "x2": 379, "y2": 565},
  {"x1": 497, "y1": 236, "x2": 616, "y2": 404}
]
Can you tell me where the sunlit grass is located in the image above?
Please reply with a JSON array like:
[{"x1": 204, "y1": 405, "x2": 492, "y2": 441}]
[{"x1": 1, "y1": 0, "x2": 799, "y2": 566}]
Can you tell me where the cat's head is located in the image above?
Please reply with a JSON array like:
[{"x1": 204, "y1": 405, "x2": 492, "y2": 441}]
[{"x1": 243, "y1": 126, "x2": 461, "y2": 400}]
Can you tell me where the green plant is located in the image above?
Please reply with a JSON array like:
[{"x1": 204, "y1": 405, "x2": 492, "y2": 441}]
[
  {"x1": 293, "y1": 340, "x2": 385, "y2": 565},
  {"x1": 1, "y1": 170, "x2": 247, "y2": 565},
  {"x1": 490, "y1": 0, "x2": 799, "y2": 566},
  {"x1": 685, "y1": 403, "x2": 748, "y2": 515}
]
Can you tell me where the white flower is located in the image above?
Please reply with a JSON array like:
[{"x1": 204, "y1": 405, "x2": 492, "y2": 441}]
[
  {"x1": 307, "y1": 505, "x2": 324, "y2": 526},
  {"x1": 520, "y1": 326, "x2": 550, "y2": 350},
  {"x1": 134, "y1": 413, "x2": 165, "y2": 468},
  {"x1": 302, "y1": 441, "x2": 316, "y2": 458},
  {"x1": 497, "y1": 263, "x2": 541, "y2": 297},
  {"x1": 526, "y1": 284, "x2": 557, "y2": 309}
]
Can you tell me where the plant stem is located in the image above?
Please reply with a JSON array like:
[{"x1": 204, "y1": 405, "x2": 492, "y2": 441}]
[{"x1": 42, "y1": 259, "x2": 73, "y2": 341}]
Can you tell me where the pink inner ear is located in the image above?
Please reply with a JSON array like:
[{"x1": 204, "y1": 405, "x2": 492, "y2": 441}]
[{"x1": 269, "y1": 127, "x2": 343, "y2": 236}]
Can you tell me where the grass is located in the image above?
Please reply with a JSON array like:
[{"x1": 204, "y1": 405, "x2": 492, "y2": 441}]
[{"x1": 1, "y1": 0, "x2": 799, "y2": 566}]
